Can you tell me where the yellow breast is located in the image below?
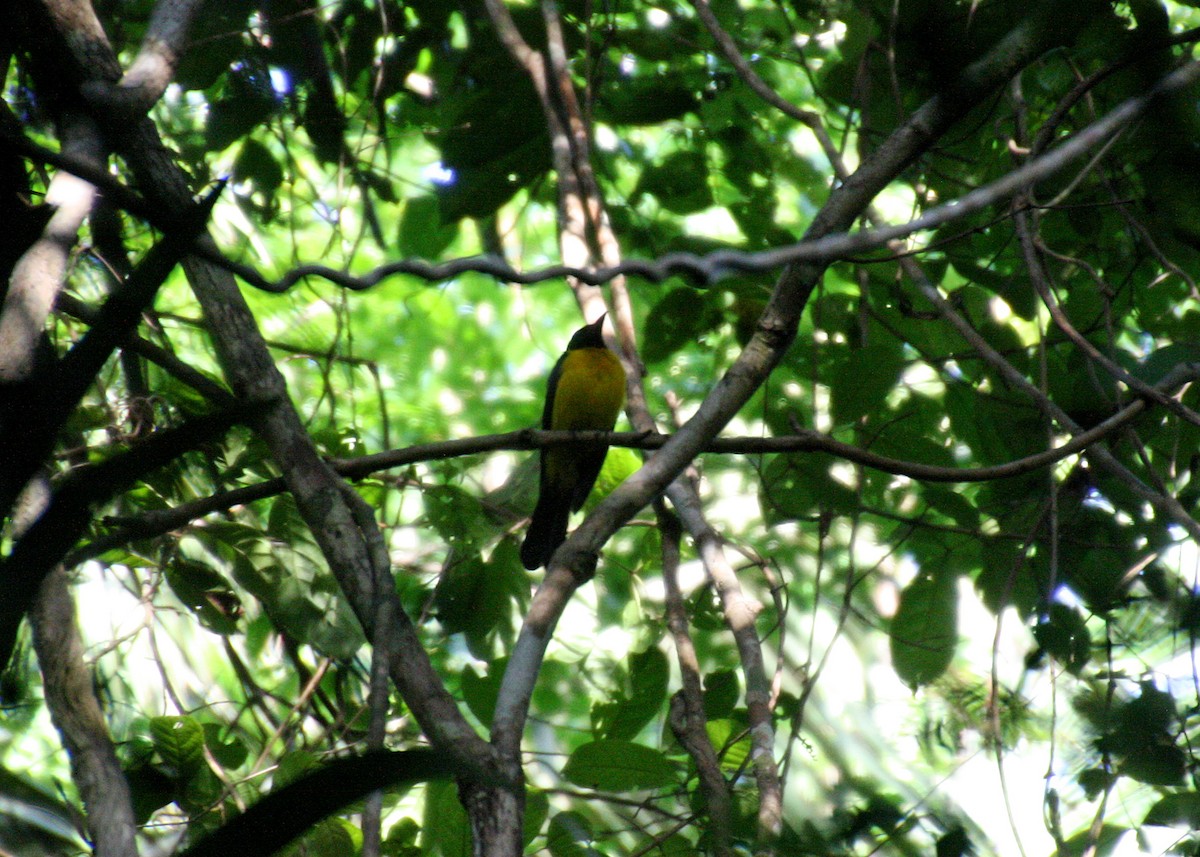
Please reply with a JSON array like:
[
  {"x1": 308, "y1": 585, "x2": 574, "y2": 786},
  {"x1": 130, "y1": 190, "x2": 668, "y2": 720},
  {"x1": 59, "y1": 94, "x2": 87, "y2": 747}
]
[{"x1": 551, "y1": 347, "x2": 626, "y2": 430}]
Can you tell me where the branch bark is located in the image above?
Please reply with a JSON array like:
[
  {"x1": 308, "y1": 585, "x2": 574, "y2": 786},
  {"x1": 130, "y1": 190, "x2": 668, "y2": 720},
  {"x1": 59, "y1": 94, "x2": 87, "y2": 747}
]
[
  {"x1": 32, "y1": 568, "x2": 138, "y2": 857},
  {"x1": 0, "y1": 113, "x2": 102, "y2": 382},
  {"x1": 13, "y1": 0, "x2": 510, "y2": 848},
  {"x1": 491, "y1": 8, "x2": 1108, "y2": 853}
]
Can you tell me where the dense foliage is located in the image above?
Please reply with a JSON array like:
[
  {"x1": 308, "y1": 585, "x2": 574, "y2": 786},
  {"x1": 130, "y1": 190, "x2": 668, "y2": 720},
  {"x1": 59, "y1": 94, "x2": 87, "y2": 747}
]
[{"x1": 6, "y1": 0, "x2": 1200, "y2": 855}]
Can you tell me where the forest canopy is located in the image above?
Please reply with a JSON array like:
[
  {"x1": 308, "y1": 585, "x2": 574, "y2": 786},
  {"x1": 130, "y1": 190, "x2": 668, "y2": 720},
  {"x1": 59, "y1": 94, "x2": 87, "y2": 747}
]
[{"x1": 5, "y1": 1, "x2": 1200, "y2": 856}]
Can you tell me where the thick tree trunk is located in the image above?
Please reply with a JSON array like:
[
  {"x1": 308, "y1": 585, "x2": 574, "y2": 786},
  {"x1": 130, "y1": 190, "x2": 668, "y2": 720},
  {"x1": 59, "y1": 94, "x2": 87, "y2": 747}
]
[{"x1": 461, "y1": 775, "x2": 525, "y2": 857}]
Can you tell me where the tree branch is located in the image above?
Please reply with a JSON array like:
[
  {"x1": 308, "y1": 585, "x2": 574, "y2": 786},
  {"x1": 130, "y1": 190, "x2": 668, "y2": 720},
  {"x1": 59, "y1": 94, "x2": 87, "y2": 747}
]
[
  {"x1": 659, "y1": 506, "x2": 733, "y2": 857},
  {"x1": 489, "y1": 12, "x2": 1112, "y2": 849},
  {"x1": 0, "y1": 404, "x2": 256, "y2": 670},
  {"x1": 82, "y1": 0, "x2": 205, "y2": 114},
  {"x1": 31, "y1": 568, "x2": 138, "y2": 857},
  {"x1": 16, "y1": 0, "x2": 501, "y2": 787},
  {"x1": 0, "y1": 112, "x2": 102, "y2": 382},
  {"x1": 6, "y1": 58, "x2": 1199, "y2": 296}
]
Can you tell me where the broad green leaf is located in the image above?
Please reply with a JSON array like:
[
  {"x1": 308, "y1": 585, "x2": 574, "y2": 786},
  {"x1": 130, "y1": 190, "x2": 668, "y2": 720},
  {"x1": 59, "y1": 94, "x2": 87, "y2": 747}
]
[
  {"x1": 273, "y1": 750, "x2": 318, "y2": 789},
  {"x1": 596, "y1": 76, "x2": 699, "y2": 125},
  {"x1": 421, "y1": 780, "x2": 471, "y2": 857},
  {"x1": 164, "y1": 560, "x2": 241, "y2": 636},
  {"x1": 0, "y1": 768, "x2": 88, "y2": 852},
  {"x1": 921, "y1": 485, "x2": 980, "y2": 529},
  {"x1": 974, "y1": 536, "x2": 1042, "y2": 618},
  {"x1": 434, "y1": 557, "x2": 492, "y2": 635},
  {"x1": 593, "y1": 646, "x2": 668, "y2": 741},
  {"x1": 706, "y1": 715, "x2": 751, "y2": 773},
  {"x1": 436, "y1": 541, "x2": 527, "y2": 647},
  {"x1": 1122, "y1": 742, "x2": 1187, "y2": 786},
  {"x1": 829, "y1": 344, "x2": 904, "y2": 426},
  {"x1": 1144, "y1": 792, "x2": 1200, "y2": 827},
  {"x1": 205, "y1": 64, "x2": 277, "y2": 151},
  {"x1": 760, "y1": 453, "x2": 857, "y2": 521},
  {"x1": 202, "y1": 723, "x2": 248, "y2": 771},
  {"x1": 890, "y1": 571, "x2": 959, "y2": 689},
  {"x1": 383, "y1": 818, "x2": 421, "y2": 857},
  {"x1": 1136, "y1": 342, "x2": 1200, "y2": 385},
  {"x1": 561, "y1": 740, "x2": 677, "y2": 791},
  {"x1": 399, "y1": 196, "x2": 459, "y2": 259},
  {"x1": 280, "y1": 818, "x2": 356, "y2": 857},
  {"x1": 590, "y1": 447, "x2": 641, "y2": 501},
  {"x1": 1057, "y1": 824, "x2": 1126, "y2": 857},
  {"x1": 702, "y1": 669, "x2": 739, "y2": 720},
  {"x1": 1097, "y1": 683, "x2": 1185, "y2": 786},
  {"x1": 641, "y1": 288, "x2": 720, "y2": 364},
  {"x1": 524, "y1": 789, "x2": 549, "y2": 846},
  {"x1": 180, "y1": 767, "x2": 222, "y2": 814},
  {"x1": 1032, "y1": 605, "x2": 1091, "y2": 675},
  {"x1": 424, "y1": 486, "x2": 493, "y2": 554},
  {"x1": 460, "y1": 658, "x2": 505, "y2": 729},
  {"x1": 233, "y1": 139, "x2": 283, "y2": 196},
  {"x1": 124, "y1": 764, "x2": 177, "y2": 824},
  {"x1": 547, "y1": 810, "x2": 599, "y2": 857},
  {"x1": 635, "y1": 151, "x2": 713, "y2": 215},
  {"x1": 150, "y1": 716, "x2": 205, "y2": 780},
  {"x1": 174, "y1": 0, "x2": 248, "y2": 90}
]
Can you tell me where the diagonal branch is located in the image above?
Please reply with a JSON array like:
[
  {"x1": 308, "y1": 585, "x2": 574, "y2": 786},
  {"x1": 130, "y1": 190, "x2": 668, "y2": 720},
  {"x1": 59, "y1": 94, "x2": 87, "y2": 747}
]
[
  {"x1": 660, "y1": 506, "x2": 732, "y2": 857},
  {"x1": 488, "y1": 4, "x2": 1111, "y2": 820},
  {"x1": 18, "y1": 0, "x2": 501, "y2": 792},
  {"x1": 8, "y1": 57, "x2": 1200, "y2": 295},
  {"x1": 0, "y1": 113, "x2": 103, "y2": 382},
  {"x1": 32, "y1": 568, "x2": 139, "y2": 857}
]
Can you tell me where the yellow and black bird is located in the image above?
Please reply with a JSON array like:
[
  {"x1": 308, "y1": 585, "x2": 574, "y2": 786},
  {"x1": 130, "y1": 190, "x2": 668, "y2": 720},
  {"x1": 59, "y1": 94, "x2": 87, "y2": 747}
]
[{"x1": 520, "y1": 313, "x2": 626, "y2": 570}]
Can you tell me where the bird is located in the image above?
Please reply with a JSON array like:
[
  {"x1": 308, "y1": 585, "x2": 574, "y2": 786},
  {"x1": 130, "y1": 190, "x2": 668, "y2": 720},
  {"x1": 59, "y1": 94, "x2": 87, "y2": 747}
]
[{"x1": 520, "y1": 313, "x2": 626, "y2": 570}]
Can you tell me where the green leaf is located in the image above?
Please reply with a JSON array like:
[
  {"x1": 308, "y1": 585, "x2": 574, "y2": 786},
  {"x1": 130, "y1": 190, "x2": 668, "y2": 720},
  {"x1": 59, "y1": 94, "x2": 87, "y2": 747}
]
[
  {"x1": 1135, "y1": 342, "x2": 1200, "y2": 385},
  {"x1": 921, "y1": 485, "x2": 980, "y2": 529},
  {"x1": 399, "y1": 196, "x2": 459, "y2": 259},
  {"x1": 641, "y1": 288, "x2": 720, "y2": 364},
  {"x1": 233, "y1": 139, "x2": 283, "y2": 196},
  {"x1": 594, "y1": 646, "x2": 668, "y2": 741},
  {"x1": 890, "y1": 570, "x2": 959, "y2": 689},
  {"x1": 635, "y1": 151, "x2": 713, "y2": 215},
  {"x1": 424, "y1": 486, "x2": 493, "y2": 554},
  {"x1": 706, "y1": 715, "x2": 751, "y2": 772},
  {"x1": 1096, "y1": 683, "x2": 1185, "y2": 786},
  {"x1": 596, "y1": 76, "x2": 699, "y2": 125},
  {"x1": 383, "y1": 818, "x2": 421, "y2": 857},
  {"x1": 273, "y1": 750, "x2": 318, "y2": 789},
  {"x1": 124, "y1": 764, "x2": 177, "y2": 824},
  {"x1": 760, "y1": 453, "x2": 857, "y2": 521},
  {"x1": 1122, "y1": 742, "x2": 1187, "y2": 786},
  {"x1": 174, "y1": 0, "x2": 247, "y2": 90},
  {"x1": 203, "y1": 723, "x2": 249, "y2": 770},
  {"x1": 421, "y1": 780, "x2": 471, "y2": 856},
  {"x1": 435, "y1": 543, "x2": 526, "y2": 640},
  {"x1": 590, "y1": 447, "x2": 641, "y2": 501},
  {"x1": 1144, "y1": 792, "x2": 1200, "y2": 827},
  {"x1": 547, "y1": 811, "x2": 600, "y2": 857},
  {"x1": 0, "y1": 768, "x2": 88, "y2": 852},
  {"x1": 561, "y1": 740, "x2": 677, "y2": 792},
  {"x1": 164, "y1": 560, "x2": 242, "y2": 635},
  {"x1": 702, "y1": 669, "x2": 739, "y2": 719},
  {"x1": 524, "y1": 789, "x2": 549, "y2": 846},
  {"x1": 280, "y1": 818, "x2": 356, "y2": 857},
  {"x1": 1032, "y1": 604, "x2": 1091, "y2": 675},
  {"x1": 828, "y1": 344, "x2": 904, "y2": 426},
  {"x1": 461, "y1": 659, "x2": 505, "y2": 729},
  {"x1": 150, "y1": 716, "x2": 206, "y2": 780},
  {"x1": 1057, "y1": 824, "x2": 1126, "y2": 857},
  {"x1": 205, "y1": 64, "x2": 278, "y2": 151}
]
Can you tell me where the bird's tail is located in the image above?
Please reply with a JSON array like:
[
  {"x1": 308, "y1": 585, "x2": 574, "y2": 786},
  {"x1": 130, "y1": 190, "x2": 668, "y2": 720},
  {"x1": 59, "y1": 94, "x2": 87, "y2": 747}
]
[{"x1": 520, "y1": 494, "x2": 571, "y2": 570}]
